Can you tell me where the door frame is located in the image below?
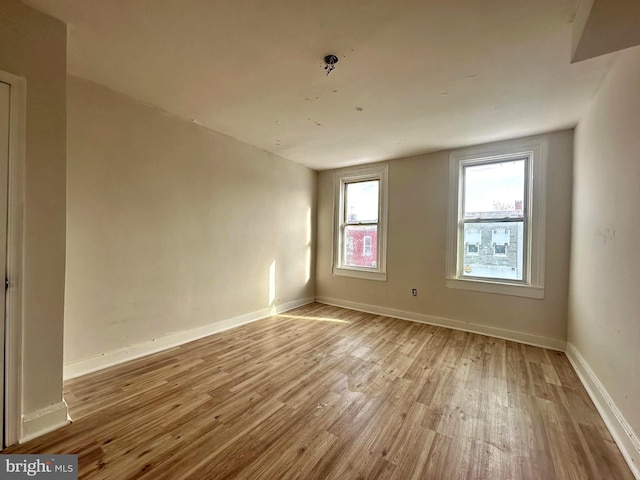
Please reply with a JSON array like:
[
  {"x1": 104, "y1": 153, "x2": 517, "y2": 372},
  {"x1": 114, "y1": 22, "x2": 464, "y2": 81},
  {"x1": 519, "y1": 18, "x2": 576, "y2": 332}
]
[{"x1": 0, "y1": 69, "x2": 26, "y2": 447}]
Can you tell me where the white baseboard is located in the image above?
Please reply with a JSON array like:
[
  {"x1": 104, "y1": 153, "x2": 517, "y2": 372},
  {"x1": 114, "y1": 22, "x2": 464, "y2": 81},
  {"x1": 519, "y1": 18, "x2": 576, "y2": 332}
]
[
  {"x1": 21, "y1": 400, "x2": 70, "y2": 444},
  {"x1": 566, "y1": 343, "x2": 640, "y2": 479},
  {"x1": 63, "y1": 297, "x2": 315, "y2": 380},
  {"x1": 315, "y1": 296, "x2": 566, "y2": 351}
]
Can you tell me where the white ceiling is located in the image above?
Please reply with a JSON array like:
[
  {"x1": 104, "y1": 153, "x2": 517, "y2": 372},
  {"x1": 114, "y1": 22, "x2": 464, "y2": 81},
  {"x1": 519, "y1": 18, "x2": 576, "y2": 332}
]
[{"x1": 25, "y1": 0, "x2": 615, "y2": 170}]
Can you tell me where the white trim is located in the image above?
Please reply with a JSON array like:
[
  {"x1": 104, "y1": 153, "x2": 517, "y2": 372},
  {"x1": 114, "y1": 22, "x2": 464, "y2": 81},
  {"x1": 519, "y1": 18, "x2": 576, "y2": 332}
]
[
  {"x1": 566, "y1": 343, "x2": 640, "y2": 479},
  {"x1": 446, "y1": 137, "x2": 547, "y2": 298},
  {"x1": 332, "y1": 164, "x2": 389, "y2": 282},
  {"x1": 63, "y1": 297, "x2": 315, "y2": 380},
  {"x1": 315, "y1": 296, "x2": 565, "y2": 351},
  {"x1": 0, "y1": 70, "x2": 26, "y2": 448},
  {"x1": 20, "y1": 400, "x2": 70, "y2": 444},
  {"x1": 445, "y1": 278, "x2": 544, "y2": 299},
  {"x1": 332, "y1": 268, "x2": 386, "y2": 282}
]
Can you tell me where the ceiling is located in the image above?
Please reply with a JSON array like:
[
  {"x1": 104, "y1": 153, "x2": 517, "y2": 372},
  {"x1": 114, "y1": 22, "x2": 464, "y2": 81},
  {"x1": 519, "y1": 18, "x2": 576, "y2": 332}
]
[{"x1": 25, "y1": 0, "x2": 616, "y2": 170}]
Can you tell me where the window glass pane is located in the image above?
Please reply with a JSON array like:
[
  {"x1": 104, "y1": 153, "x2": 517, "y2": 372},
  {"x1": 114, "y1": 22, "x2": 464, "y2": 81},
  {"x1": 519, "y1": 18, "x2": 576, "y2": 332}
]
[
  {"x1": 463, "y1": 159, "x2": 525, "y2": 219},
  {"x1": 462, "y1": 222, "x2": 524, "y2": 281},
  {"x1": 345, "y1": 180, "x2": 379, "y2": 223},
  {"x1": 344, "y1": 225, "x2": 377, "y2": 267}
]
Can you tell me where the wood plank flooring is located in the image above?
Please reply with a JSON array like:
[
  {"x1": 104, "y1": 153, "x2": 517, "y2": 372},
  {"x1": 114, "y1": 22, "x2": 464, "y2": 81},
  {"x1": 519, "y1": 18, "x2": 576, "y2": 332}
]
[{"x1": 5, "y1": 303, "x2": 634, "y2": 479}]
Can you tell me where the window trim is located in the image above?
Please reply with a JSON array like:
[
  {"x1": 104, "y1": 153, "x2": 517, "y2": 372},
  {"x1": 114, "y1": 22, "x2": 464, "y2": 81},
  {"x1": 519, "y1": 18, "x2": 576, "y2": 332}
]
[
  {"x1": 446, "y1": 138, "x2": 547, "y2": 299},
  {"x1": 333, "y1": 164, "x2": 388, "y2": 281}
]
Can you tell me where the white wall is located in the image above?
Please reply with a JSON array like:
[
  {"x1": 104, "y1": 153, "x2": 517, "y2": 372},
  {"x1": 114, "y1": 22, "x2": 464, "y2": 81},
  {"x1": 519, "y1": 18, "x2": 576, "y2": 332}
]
[
  {"x1": 0, "y1": 0, "x2": 67, "y2": 439},
  {"x1": 65, "y1": 76, "x2": 316, "y2": 368},
  {"x1": 569, "y1": 46, "x2": 640, "y2": 474},
  {"x1": 316, "y1": 130, "x2": 573, "y2": 348}
]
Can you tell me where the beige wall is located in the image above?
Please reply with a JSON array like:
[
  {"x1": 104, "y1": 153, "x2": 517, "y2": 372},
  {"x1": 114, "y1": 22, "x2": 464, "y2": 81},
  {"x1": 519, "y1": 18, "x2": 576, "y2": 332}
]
[
  {"x1": 317, "y1": 130, "x2": 573, "y2": 344},
  {"x1": 570, "y1": 47, "x2": 640, "y2": 444},
  {"x1": 0, "y1": 1, "x2": 67, "y2": 416},
  {"x1": 65, "y1": 76, "x2": 316, "y2": 364}
]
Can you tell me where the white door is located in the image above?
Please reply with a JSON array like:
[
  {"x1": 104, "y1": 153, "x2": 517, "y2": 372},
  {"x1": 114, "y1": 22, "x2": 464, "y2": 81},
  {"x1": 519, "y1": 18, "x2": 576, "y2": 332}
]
[{"x1": 0, "y1": 81, "x2": 10, "y2": 447}]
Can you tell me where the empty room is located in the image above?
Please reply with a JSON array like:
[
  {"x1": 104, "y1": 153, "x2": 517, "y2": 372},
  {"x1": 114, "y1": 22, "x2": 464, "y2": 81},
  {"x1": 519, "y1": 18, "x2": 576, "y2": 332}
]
[{"x1": 0, "y1": 0, "x2": 639, "y2": 478}]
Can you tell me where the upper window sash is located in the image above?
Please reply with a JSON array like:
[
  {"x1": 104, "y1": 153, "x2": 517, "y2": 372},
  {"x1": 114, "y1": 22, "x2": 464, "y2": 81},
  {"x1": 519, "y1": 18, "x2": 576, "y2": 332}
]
[{"x1": 343, "y1": 180, "x2": 380, "y2": 226}]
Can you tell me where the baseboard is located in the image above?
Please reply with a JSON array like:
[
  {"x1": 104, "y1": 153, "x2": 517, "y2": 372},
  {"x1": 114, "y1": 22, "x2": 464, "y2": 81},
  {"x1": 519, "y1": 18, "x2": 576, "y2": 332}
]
[
  {"x1": 63, "y1": 297, "x2": 315, "y2": 380},
  {"x1": 315, "y1": 296, "x2": 566, "y2": 351},
  {"x1": 566, "y1": 343, "x2": 640, "y2": 479},
  {"x1": 20, "y1": 400, "x2": 71, "y2": 444}
]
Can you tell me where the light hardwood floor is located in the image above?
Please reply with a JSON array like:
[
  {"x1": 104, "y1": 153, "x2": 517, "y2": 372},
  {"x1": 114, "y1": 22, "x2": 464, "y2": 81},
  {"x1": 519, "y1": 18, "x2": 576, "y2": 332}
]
[{"x1": 5, "y1": 303, "x2": 634, "y2": 479}]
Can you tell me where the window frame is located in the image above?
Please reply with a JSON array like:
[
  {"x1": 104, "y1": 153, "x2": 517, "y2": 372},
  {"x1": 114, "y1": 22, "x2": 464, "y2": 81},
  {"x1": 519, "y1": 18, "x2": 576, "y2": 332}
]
[
  {"x1": 333, "y1": 164, "x2": 388, "y2": 281},
  {"x1": 461, "y1": 158, "x2": 528, "y2": 283},
  {"x1": 446, "y1": 138, "x2": 547, "y2": 299}
]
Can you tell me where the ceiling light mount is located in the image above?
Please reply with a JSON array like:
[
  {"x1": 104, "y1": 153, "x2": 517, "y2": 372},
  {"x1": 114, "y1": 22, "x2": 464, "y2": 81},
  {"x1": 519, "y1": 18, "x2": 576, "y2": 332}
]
[{"x1": 324, "y1": 54, "x2": 339, "y2": 76}]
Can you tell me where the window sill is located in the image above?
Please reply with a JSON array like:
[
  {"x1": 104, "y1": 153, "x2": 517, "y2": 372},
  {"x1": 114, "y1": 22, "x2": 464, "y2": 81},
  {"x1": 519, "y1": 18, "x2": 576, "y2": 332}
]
[
  {"x1": 446, "y1": 278, "x2": 544, "y2": 299},
  {"x1": 333, "y1": 267, "x2": 387, "y2": 282}
]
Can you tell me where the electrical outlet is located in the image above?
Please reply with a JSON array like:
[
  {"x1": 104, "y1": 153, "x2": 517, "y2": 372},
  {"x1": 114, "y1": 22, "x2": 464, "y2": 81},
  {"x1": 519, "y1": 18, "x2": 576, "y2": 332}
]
[{"x1": 411, "y1": 288, "x2": 417, "y2": 296}]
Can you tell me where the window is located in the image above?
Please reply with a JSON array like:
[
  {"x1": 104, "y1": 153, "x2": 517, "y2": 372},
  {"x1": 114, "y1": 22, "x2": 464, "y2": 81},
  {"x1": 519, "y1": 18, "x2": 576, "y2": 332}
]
[
  {"x1": 446, "y1": 138, "x2": 547, "y2": 299},
  {"x1": 494, "y1": 244, "x2": 507, "y2": 255},
  {"x1": 333, "y1": 164, "x2": 388, "y2": 281},
  {"x1": 466, "y1": 229, "x2": 481, "y2": 256},
  {"x1": 363, "y1": 235, "x2": 372, "y2": 256}
]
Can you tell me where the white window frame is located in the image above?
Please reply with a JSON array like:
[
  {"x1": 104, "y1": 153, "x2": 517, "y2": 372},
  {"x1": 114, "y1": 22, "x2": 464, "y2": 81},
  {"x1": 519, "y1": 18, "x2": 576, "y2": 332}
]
[
  {"x1": 333, "y1": 164, "x2": 388, "y2": 281},
  {"x1": 446, "y1": 138, "x2": 547, "y2": 299}
]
